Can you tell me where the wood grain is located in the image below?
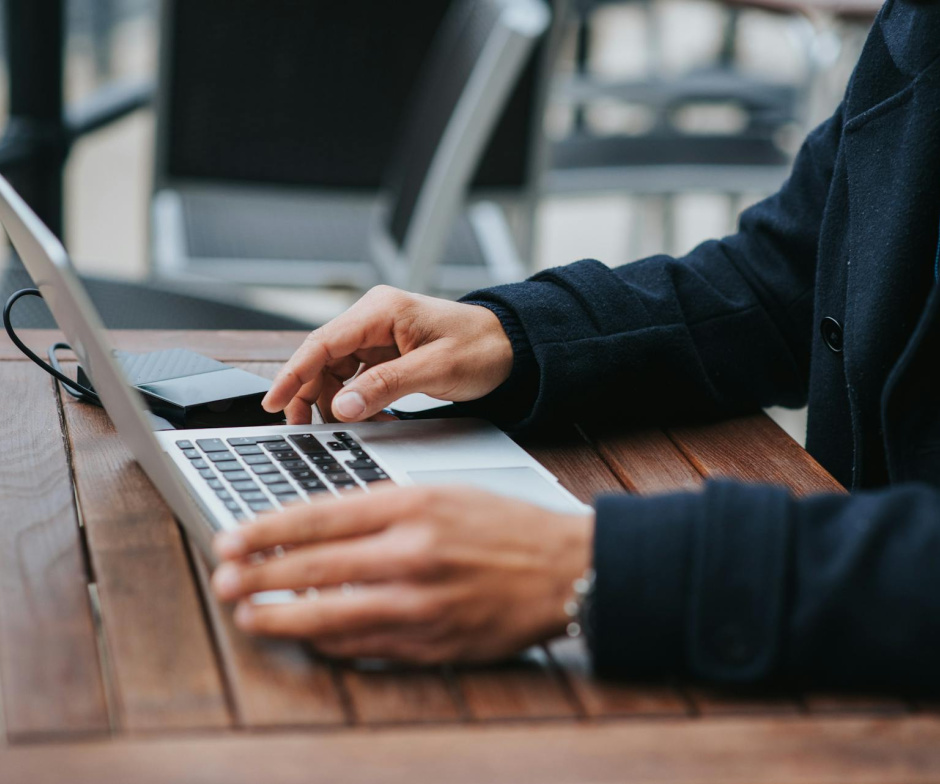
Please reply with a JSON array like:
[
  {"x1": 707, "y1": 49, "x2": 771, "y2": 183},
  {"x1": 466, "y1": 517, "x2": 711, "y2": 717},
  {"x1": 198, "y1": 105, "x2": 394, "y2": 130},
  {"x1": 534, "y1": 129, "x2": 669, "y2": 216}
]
[
  {"x1": 0, "y1": 363, "x2": 109, "y2": 741},
  {"x1": 338, "y1": 663, "x2": 463, "y2": 725},
  {"x1": 521, "y1": 426, "x2": 693, "y2": 718},
  {"x1": 58, "y1": 372, "x2": 230, "y2": 732},
  {"x1": 668, "y1": 413, "x2": 845, "y2": 496},
  {"x1": 582, "y1": 425, "x2": 703, "y2": 495},
  {"x1": 455, "y1": 647, "x2": 581, "y2": 720},
  {"x1": 548, "y1": 637, "x2": 692, "y2": 718},
  {"x1": 0, "y1": 330, "x2": 309, "y2": 363},
  {"x1": 3, "y1": 716, "x2": 940, "y2": 784},
  {"x1": 190, "y1": 550, "x2": 348, "y2": 728}
]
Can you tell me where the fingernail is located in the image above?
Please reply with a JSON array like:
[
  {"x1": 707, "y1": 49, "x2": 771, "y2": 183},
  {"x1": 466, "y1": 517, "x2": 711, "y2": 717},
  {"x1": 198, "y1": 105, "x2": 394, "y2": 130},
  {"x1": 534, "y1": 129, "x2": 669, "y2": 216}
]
[
  {"x1": 334, "y1": 391, "x2": 365, "y2": 419},
  {"x1": 234, "y1": 602, "x2": 254, "y2": 628},
  {"x1": 214, "y1": 531, "x2": 246, "y2": 560},
  {"x1": 212, "y1": 563, "x2": 241, "y2": 599}
]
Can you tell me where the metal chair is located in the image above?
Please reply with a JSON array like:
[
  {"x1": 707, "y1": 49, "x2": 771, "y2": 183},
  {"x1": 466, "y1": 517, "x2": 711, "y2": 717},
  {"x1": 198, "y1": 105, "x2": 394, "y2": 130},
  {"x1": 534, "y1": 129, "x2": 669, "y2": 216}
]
[{"x1": 151, "y1": 0, "x2": 557, "y2": 296}]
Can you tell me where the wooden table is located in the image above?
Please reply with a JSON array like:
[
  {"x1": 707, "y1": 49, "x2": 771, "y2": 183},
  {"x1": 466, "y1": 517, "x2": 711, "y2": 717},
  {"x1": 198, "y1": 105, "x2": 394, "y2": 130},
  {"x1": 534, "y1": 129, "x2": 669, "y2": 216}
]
[{"x1": 1, "y1": 330, "x2": 938, "y2": 784}]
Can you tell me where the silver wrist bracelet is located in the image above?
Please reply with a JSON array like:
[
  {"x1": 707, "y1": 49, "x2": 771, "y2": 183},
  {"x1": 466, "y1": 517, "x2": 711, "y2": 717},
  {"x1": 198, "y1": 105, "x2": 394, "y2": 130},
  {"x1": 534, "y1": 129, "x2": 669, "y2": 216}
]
[{"x1": 563, "y1": 568, "x2": 596, "y2": 638}]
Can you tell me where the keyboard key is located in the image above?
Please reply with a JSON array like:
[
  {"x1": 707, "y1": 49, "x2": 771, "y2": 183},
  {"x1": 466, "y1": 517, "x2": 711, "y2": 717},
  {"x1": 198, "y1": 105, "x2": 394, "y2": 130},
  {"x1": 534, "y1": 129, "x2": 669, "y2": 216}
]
[
  {"x1": 332, "y1": 478, "x2": 359, "y2": 487},
  {"x1": 224, "y1": 500, "x2": 242, "y2": 512},
  {"x1": 272, "y1": 451, "x2": 301, "y2": 462},
  {"x1": 215, "y1": 461, "x2": 243, "y2": 473},
  {"x1": 320, "y1": 462, "x2": 342, "y2": 473},
  {"x1": 307, "y1": 453, "x2": 334, "y2": 464},
  {"x1": 251, "y1": 464, "x2": 281, "y2": 475},
  {"x1": 351, "y1": 449, "x2": 368, "y2": 459},
  {"x1": 333, "y1": 431, "x2": 355, "y2": 442},
  {"x1": 241, "y1": 454, "x2": 272, "y2": 466},
  {"x1": 304, "y1": 485, "x2": 331, "y2": 494},
  {"x1": 226, "y1": 437, "x2": 256, "y2": 446},
  {"x1": 279, "y1": 460, "x2": 307, "y2": 471},
  {"x1": 224, "y1": 470, "x2": 251, "y2": 482},
  {"x1": 239, "y1": 491, "x2": 268, "y2": 503},
  {"x1": 299, "y1": 479, "x2": 327, "y2": 490},
  {"x1": 182, "y1": 449, "x2": 200, "y2": 459},
  {"x1": 264, "y1": 441, "x2": 292, "y2": 452},
  {"x1": 289, "y1": 469, "x2": 317, "y2": 481},
  {"x1": 259, "y1": 474, "x2": 287, "y2": 485},
  {"x1": 207, "y1": 479, "x2": 224, "y2": 490},
  {"x1": 176, "y1": 440, "x2": 194, "y2": 450},
  {"x1": 216, "y1": 490, "x2": 233, "y2": 501},
  {"x1": 337, "y1": 486, "x2": 365, "y2": 495},
  {"x1": 346, "y1": 459, "x2": 377, "y2": 470},
  {"x1": 196, "y1": 438, "x2": 228, "y2": 452},
  {"x1": 327, "y1": 441, "x2": 349, "y2": 451},
  {"x1": 247, "y1": 501, "x2": 274, "y2": 512},
  {"x1": 198, "y1": 468, "x2": 216, "y2": 480},
  {"x1": 234, "y1": 445, "x2": 263, "y2": 455},
  {"x1": 208, "y1": 451, "x2": 237, "y2": 462},
  {"x1": 326, "y1": 471, "x2": 352, "y2": 482},
  {"x1": 268, "y1": 483, "x2": 297, "y2": 496},
  {"x1": 191, "y1": 459, "x2": 208, "y2": 470},
  {"x1": 356, "y1": 469, "x2": 389, "y2": 482},
  {"x1": 231, "y1": 480, "x2": 259, "y2": 492},
  {"x1": 289, "y1": 434, "x2": 328, "y2": 453}
]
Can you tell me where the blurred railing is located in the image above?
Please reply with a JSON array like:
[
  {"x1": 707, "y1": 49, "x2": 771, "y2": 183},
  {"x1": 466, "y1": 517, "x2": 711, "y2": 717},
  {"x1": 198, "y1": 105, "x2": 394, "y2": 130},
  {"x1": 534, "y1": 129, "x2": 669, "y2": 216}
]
[{"x1": 0, "y1": 0, "x2": 154, "y2": 238}]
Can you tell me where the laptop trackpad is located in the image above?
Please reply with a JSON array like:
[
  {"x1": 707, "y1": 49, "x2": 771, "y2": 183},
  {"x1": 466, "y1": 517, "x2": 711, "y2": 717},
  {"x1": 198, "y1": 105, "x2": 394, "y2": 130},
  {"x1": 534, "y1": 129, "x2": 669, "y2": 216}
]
[{"x1": 407, "y1": 467, "x2": 580, "y2": 513}]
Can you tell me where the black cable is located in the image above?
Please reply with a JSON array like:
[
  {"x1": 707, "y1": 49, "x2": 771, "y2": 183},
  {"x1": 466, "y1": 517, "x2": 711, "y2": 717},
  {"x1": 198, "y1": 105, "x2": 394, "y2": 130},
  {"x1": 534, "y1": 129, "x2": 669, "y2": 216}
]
[{"x1": 3, "y1": 288, "x2": 101, "y2": 404}]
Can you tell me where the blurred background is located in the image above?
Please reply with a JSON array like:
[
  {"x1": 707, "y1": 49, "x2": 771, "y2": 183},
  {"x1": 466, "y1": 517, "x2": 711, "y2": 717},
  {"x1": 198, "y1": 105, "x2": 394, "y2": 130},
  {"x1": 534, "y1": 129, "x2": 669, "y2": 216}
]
[{"x1": 0, "y1": 0, "x2": 880, "y2": 440}]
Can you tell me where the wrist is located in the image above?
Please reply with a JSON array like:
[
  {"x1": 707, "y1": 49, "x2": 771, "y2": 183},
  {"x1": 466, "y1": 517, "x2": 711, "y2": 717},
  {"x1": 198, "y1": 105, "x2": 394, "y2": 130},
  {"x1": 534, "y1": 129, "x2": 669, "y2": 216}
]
[{"x1": 545, "y1": 512, "x2": 594, "y2": 638}]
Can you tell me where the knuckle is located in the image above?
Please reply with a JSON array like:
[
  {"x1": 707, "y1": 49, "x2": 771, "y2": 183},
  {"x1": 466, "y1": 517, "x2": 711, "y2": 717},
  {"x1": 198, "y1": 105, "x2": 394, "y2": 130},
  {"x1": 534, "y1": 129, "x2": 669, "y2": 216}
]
[{"x1": 365, "y1": 364, "x2": 401, "y2": 399}]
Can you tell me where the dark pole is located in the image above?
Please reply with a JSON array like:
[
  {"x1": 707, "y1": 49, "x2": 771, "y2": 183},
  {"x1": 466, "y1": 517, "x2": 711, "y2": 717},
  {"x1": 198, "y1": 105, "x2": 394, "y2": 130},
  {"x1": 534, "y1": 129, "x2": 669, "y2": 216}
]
[{"x1": 2, "y1": 0, "x2": 67, "y2": 238}]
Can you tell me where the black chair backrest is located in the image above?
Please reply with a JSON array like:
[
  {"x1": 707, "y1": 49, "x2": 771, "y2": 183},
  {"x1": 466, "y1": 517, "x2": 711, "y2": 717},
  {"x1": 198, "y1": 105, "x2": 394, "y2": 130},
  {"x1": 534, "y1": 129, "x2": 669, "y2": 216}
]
[
  {"x1": 157, "y1": 0, "x2": 546, "y2": 194},
  {"x1": 382, "y1": 0, "x2": 505, "y2": 248}
]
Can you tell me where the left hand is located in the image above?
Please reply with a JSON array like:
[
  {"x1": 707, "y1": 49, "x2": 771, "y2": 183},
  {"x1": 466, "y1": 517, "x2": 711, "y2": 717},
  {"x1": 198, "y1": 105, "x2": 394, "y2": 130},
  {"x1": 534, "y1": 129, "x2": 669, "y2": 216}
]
[{"x1": 210, "y1": 485, "x2": 593, "y2": 664}]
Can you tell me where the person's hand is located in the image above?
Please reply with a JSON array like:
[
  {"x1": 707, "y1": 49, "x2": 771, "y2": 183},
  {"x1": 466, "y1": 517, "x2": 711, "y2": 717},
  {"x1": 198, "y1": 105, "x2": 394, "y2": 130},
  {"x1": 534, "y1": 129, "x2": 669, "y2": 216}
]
[
  {"x1": 210, "y1": 486, "x2": 593, "y2": 663},
  {"x1": 262, "y1": 286, "x2": 515, "y2": 424}
]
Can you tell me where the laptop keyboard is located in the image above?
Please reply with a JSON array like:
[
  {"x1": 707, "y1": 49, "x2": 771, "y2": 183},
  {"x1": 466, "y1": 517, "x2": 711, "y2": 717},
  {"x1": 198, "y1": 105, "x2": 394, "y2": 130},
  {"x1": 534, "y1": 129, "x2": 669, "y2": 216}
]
[{"x1": 174, "y1": 431, "x2": 391, "y2": 520}]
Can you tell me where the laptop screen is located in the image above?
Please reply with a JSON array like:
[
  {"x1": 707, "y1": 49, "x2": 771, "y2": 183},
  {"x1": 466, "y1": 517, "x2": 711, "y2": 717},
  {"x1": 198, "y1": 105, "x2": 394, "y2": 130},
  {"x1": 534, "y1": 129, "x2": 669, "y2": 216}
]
[{"x1": 163, "y1": 0, "x2": 541, "y2": 191}]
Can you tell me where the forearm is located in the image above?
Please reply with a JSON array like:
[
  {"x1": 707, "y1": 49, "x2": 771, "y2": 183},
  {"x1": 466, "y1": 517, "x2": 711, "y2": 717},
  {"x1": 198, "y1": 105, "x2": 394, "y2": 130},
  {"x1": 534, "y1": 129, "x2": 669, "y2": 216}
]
[
  {"x1": 458, "y1": 107, "x2": 844, "y2": 430},
  {"x1": 590, "y1": 482, "x2": 940, "y2": 693}
]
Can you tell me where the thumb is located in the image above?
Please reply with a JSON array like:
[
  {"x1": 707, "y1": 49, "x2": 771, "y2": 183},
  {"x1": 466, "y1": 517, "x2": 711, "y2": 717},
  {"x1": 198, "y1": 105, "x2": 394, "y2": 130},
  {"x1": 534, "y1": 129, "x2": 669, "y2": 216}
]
[{"x1": 332, "y1": 346, "x2": 451, "y2": 421}]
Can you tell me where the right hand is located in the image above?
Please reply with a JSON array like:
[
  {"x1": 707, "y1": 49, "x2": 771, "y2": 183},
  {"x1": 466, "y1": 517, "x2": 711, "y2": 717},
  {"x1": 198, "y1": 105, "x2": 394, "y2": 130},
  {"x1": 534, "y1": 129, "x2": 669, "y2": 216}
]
[{"x1": 262, "y1": 286, "x2": 515, "y2": 424}]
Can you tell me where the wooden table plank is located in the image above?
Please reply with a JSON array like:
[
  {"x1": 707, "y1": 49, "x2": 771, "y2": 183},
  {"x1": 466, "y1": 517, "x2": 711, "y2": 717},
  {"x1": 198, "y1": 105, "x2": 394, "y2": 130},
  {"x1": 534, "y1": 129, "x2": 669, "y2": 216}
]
[
  {"x1": 582, "y1": 425, "x2": 703, "y2": 495},
  {"x1": 4, "y1": 716, "x2": 940, "y2": 784},
  {"x1": 58, "y1": 372, "x2": 231, "y2": 732},
  {"x1": 338, "y1": 663, "x2": 464, "y2": 725},
  {"x1": 190, "y1": 551, "x2": 349, "y2": 728},
  {"x1": 0, "y1": 330, "x2": 309, "y2": 363},
  {"x1": 455, "y1": 647, "x2": 582, "y2": 721},
  {"x1": 668, "y1": 413, "x2": 844, "y2": 495},
  {"x1": 0, "y1": 364, "x2": 109, "y2": 741},
  {"x1": 524, "y1": 426, "x2": 693, "y2": 719}
]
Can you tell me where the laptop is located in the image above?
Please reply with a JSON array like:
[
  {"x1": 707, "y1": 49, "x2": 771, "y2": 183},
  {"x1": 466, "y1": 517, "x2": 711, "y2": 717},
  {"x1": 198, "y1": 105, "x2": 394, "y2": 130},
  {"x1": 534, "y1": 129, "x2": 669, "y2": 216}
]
[{"x1": 0, "y1": 174, "x2": 587, "y2": 569}]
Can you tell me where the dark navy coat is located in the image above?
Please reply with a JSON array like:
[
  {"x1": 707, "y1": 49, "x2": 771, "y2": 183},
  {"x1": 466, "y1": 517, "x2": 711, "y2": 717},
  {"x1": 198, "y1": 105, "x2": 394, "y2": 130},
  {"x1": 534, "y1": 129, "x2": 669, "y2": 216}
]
[{"x1": 460, "y1": 0, "x2": 940, "y2": 692}]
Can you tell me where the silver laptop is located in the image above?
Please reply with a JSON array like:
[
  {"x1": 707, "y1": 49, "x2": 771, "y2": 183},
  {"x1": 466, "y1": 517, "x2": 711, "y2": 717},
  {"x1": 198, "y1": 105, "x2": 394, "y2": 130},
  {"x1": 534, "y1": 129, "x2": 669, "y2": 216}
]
[{"x1": 0, "y1": 174, "x2": 587, "y2": 568}]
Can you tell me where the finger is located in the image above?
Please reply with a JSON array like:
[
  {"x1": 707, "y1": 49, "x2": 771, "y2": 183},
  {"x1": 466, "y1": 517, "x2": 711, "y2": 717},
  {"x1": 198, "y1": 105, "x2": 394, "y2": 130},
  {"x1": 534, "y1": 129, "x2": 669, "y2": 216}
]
[
  {"x1": 283, "y1": 378, "x2": 320, "y2": 425},
  {"x1": 332, "y1": 344, "x2": 455, "y2": 422},
  {"x1": 213, "y1": 484, "x2": 417, "y2": 559},
  {"x1": 233, "y1": 583, "x2": 428, "y2": 638},
  {"x1": 262, "y1": 288, "x2": 405, "y2": 413},
  {"x1": 212, "y1": 533, "x2": 407, "y2": 601}
]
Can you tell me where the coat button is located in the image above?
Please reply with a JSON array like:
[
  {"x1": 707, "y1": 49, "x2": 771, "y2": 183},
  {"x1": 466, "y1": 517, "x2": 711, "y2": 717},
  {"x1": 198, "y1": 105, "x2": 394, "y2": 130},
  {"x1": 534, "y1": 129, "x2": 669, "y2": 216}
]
[{"x1": 820, "y1": 317, "x2": 843, "y2": 353}]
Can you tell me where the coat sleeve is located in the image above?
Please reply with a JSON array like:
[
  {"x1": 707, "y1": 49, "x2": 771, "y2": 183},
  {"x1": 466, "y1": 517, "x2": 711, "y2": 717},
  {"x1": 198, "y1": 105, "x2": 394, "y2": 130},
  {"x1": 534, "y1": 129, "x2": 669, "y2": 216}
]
[
  {"x1": 589, "y1": 480, "x2": 940, "y2": 693},
  {"x1": 459, "y1": 105, "x2": 845, "y2": 430}
]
